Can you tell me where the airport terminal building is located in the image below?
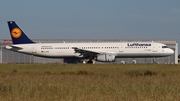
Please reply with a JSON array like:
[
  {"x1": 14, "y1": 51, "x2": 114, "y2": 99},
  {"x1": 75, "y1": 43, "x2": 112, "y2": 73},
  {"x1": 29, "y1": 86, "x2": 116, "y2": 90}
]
[{"x1": 0, "y1": 39, "x2": 178, "y2": 64}]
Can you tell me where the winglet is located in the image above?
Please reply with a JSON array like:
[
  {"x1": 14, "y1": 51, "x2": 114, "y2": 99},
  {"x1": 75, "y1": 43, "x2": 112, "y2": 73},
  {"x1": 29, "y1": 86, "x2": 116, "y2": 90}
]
[{"x1": 7, "y1": 21, "x2": 34, "y2": 44}]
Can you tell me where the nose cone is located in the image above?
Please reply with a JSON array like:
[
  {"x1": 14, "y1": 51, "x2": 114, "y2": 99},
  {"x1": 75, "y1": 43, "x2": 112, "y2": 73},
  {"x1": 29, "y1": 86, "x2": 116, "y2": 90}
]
[{"x1": 168, "y1": 48, "x2": 174, "y2": 55}]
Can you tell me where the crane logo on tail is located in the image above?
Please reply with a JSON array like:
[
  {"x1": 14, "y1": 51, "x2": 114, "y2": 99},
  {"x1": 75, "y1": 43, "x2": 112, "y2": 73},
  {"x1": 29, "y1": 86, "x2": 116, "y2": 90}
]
[{"x1": 11, "y1": 28, "x2": 22, "y2": 38}]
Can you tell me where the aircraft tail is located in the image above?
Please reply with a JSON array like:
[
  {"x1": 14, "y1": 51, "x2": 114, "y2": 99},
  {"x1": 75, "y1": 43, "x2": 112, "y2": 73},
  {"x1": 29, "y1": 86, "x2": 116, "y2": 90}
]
[{"x1": 7, "y1": 21, "x2": 34, "y2": 44}]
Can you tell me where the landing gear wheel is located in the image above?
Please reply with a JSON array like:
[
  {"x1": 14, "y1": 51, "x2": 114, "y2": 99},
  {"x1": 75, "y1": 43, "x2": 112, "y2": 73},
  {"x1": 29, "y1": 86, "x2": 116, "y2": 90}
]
[{"x1": 87, "y1": 60, "x2": 93, "y2": 64}]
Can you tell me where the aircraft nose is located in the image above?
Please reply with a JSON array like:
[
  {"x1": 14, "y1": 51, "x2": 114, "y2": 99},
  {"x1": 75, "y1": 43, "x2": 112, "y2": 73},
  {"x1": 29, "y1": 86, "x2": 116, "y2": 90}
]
[{"x1": 168, "y1": 49, "x2": 174, "y2": 54}]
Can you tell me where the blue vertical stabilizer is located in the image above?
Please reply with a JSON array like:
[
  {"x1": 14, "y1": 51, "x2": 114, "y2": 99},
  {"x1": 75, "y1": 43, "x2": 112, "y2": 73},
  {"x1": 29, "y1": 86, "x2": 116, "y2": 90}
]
[{"x1": 7, "y1": 21, "x2": 34, "y2": 44}]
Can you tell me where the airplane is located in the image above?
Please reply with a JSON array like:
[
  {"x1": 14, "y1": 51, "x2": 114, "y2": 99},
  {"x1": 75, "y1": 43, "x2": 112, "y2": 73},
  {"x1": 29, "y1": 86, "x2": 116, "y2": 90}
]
[{"x1": 5, "y1": 21, "x2": 174, "y2": 64}]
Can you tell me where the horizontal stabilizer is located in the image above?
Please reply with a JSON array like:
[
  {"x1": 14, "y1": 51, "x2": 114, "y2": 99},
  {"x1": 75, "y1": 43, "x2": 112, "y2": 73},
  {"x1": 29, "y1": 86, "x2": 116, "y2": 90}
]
[{"x1": 5, "y1": 45, "x2": 22, "y2": 50}]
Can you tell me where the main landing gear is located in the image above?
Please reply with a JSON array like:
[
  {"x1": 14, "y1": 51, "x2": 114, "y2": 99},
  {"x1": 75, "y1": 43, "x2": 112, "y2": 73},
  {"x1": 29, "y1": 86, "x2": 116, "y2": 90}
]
[{"x1": 82, "y1": 59, "x2": 95, "y2": 64}]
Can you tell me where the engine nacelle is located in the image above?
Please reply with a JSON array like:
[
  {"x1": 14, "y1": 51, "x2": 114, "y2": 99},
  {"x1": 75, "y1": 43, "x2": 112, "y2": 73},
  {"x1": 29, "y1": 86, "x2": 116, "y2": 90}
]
[{"x1": 96, "y1": 54, "x2": 115, "y2": 62}]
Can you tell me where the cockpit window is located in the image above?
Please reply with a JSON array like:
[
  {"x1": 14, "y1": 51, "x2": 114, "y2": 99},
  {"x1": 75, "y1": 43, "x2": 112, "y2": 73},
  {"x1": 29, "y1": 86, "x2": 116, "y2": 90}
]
[{"x1": 162, "y1": 46, "x2": 168, "y2": 48}]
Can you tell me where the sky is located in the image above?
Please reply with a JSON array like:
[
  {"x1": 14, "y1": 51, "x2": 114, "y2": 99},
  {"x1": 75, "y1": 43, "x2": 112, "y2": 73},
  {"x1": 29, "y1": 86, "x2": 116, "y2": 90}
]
[{"x1": 0, "y1": 1, "x2": 180, "y2": 42}]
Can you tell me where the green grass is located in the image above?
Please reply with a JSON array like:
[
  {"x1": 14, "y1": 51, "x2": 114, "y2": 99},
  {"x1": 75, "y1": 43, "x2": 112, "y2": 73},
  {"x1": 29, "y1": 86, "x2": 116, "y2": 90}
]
[{"x1": 0, "y1": 64, "x2": 180, "y2": 101}]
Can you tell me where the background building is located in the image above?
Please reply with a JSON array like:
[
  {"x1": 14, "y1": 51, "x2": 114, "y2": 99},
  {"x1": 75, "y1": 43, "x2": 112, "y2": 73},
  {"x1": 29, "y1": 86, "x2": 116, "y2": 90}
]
[{"x1": 0, "y1": 39, "x2": 178, "y2": 64}]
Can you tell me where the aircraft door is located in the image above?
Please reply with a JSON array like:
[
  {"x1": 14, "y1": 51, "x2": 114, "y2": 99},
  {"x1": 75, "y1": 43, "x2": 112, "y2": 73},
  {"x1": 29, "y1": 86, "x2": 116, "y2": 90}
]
[
  {"x1": 32, "y1": 45, "x2": 37, "y2": 54},
  {"x1": 152, "y1": 44, "x2": 157, "y2": 52},
  {"x1": 119, "y1": 45, "x2": 124, "y2": 52}
]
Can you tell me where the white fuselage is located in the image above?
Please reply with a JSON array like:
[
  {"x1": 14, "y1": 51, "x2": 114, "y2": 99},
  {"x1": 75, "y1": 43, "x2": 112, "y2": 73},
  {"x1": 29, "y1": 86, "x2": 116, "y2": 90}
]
[{"x1": 6, "y1": 42, "x2": 174, "y2": 58}]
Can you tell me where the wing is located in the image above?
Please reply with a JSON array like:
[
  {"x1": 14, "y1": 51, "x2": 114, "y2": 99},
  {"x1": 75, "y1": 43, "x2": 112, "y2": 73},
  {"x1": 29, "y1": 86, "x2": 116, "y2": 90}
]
[{"x1": 72, "y1": 47, "x2": 101, "y2": 58}]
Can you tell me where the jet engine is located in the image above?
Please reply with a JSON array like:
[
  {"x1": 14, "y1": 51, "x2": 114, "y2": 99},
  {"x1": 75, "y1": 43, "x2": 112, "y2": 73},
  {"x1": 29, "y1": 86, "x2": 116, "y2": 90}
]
[{"x1": 96, "y1": 54, "x2": 115, "y2": 62}]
